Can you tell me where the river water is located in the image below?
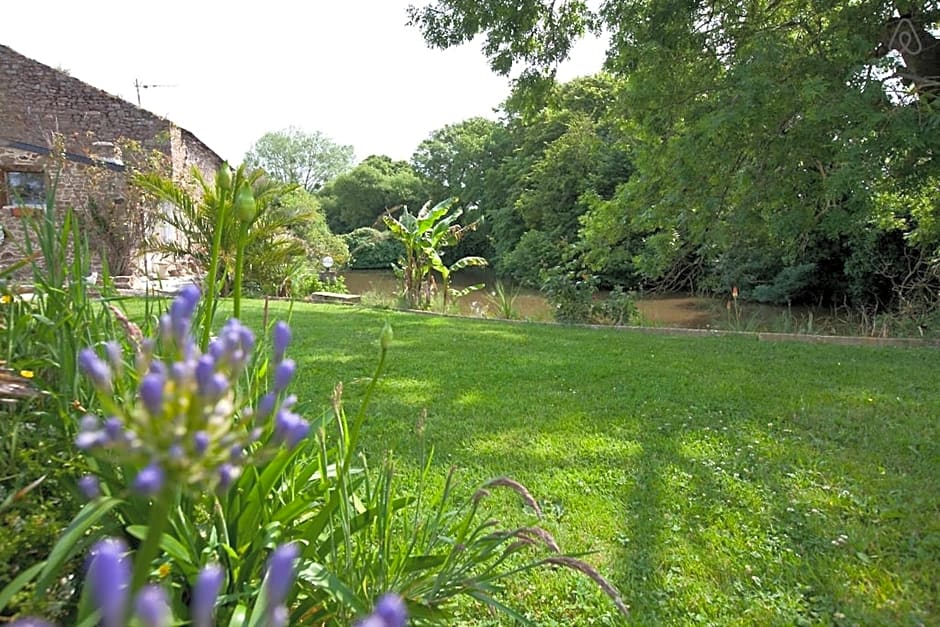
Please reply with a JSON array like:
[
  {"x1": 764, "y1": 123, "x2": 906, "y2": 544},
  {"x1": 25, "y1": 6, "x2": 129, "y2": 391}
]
[{"x1": 340, "y1": 269, "x2": 723, "y2": 328}]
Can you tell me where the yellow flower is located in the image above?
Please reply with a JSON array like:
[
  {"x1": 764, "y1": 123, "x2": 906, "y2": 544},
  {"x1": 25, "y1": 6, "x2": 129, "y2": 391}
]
[
  {"x1": 157, "y1": 563, "x2": 171, "y2": 579},
  {"x1": 0, "y1": 295, "x2": 10, "y2": 304},
  {"x1": 19, "y1": 370, "x2": 34, "y2": 379}
]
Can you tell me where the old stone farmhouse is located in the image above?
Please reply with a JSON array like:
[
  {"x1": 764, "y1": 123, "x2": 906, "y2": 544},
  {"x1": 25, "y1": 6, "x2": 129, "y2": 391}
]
[{"x1": 0, "y1": 43, "x2": 222, "y2": 280}]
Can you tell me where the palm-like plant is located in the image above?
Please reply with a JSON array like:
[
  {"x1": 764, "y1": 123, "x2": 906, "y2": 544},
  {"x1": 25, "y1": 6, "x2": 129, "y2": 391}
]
[
  {"x1": 383, "y1": 198, "x2": 487, "y2": 310},
  {"x1": 135, "y1": 165, "x2": 314, "y2": 310}
]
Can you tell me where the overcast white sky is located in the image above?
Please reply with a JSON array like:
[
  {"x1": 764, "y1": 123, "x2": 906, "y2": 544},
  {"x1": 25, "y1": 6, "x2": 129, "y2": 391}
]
[{"x1": 3, "y1": 1, "x2": 607, "y2": 164}]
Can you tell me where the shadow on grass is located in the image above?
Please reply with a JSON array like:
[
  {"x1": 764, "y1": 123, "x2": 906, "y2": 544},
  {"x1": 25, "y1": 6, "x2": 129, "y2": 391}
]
[{"x1": 238, "y1": 300, "x2": 940, "y2": 624}]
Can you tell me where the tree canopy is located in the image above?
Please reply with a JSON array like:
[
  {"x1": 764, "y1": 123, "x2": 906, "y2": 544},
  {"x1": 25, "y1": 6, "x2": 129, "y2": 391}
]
[
  {"x1": 244, "y1": 127, "x2": 354, "y2": 192},
  {"x1": 318, "y1": 155, "x2": 428, "y2": 233},
  {"x1": 408, "y1": 1, "x2": 940, "y2": 315}
]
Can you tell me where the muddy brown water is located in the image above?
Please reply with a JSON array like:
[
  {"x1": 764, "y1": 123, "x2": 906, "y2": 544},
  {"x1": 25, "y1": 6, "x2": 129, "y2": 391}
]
[{"x1": 340, "y1": 269, "x2": 722, "y2": 328}]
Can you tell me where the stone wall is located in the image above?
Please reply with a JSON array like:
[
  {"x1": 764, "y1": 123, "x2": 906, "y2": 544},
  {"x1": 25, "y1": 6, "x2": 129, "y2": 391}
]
[{"x1": 0, "y1": 43, "x2": 223, "y2": 282}]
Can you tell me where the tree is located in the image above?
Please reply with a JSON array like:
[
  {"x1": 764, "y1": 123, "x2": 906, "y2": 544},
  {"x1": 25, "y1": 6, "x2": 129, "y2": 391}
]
[
  {"x1": 318, "y1": 156, "x2": 428, "y2": 233},
  {"x1": 412, "y1": 117, "x2": 508, "y2": 259},
  {"x1": 411, "y1": 0, "x2": 940, "y2": 313},
  {"x1": 244, "y1": 127, "x2": 354, "y2": 192}
]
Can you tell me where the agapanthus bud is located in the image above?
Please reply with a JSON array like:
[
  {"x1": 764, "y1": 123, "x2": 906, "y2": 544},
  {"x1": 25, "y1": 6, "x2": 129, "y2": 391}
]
[
  {"x1": 273, "y1": 359, "x2": 296, "y2": 393},
  {"x1": 218, "y1": 464, "x2": 237, "y2": 491},
  {"x1": 217, "y1": 162, "x2": 232, "y2": 192},
  {"x1": 359, "y1": 593, "x2": 408, "y2": 627},
  {"x1": 194, "y1": 354, "x2": 217, "y2": 391},
  {"x1": 380, "y1": 321, "x2": 393, "y2": 352},
  {"x1": 103, "y1": 417, "x2": 124, "y2": 442},
  {"x1": 139, "y1": 372, "x2": 165, "y2": 417},
  {"x1": 133, "y1": 463, "x2": 165, "y2": 496},
  {"x1": 233, "y1": 185, "x2": 257, "y2": 222},
  {"x1": 191, "y1": 564, "x2": 224, "y2": 627},
  {"x1": 256, "y1": 392, "x2": 277, "y2": 421},
  {"x1": 79, "y1": 475, "x2": 100, "y2": 499},
  {"x1": 193, "y1": 431, "x2": 210, "y2": 456},
  {"x1": 76, "y1": 416, "x2": 103, "y2": 450},
  {"x1": 272, "y1": 321, "x2": 291, "y2": 363},
  {"x1": 105, "y1": 340, "x2": 124, "y2": 378},
  {"x1": 9, "y1": 618, "x2": 54, "y2": 627},
  {"x1": 270, "y1": 605, "x2": 289, "y2": 627},
  {"x1": 87, "y1": 538, "x2": 130, "y2": 627},
  {"x1": 274, "y1": 408, "x2": 309, "y2": 449},
  {"x1": 79, "y1": 348, "x2": 113, "y2": 394},
  {"x1": 264, "y1": 543, "x2": 299, "y2": 608},
  {"x1": 134, "y1": 585, "x2": 171, "y2": 627}
]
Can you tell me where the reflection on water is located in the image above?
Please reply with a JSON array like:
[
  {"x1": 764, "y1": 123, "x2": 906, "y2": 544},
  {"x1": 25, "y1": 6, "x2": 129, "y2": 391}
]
[{"x1": 341, "y1": 269, "x2": 722, "y2": 328}]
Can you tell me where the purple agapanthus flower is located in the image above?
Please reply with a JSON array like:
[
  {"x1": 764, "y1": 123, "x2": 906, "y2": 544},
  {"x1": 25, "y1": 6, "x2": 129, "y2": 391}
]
[
  {"x1": 86, "y1": 538, "x2": 131, "y2": 627},
  {"x1": 191, "y1": 564, "x2": 224, "y2": 627},
  {"x1": 358, "y1": 593, "x2": 408, "y2": 627}
]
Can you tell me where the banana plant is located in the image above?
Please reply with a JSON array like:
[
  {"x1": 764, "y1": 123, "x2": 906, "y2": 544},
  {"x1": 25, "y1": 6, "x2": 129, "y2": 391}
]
[{"x1": 383, "y1": 198, "x2": 487, "y2": 310}]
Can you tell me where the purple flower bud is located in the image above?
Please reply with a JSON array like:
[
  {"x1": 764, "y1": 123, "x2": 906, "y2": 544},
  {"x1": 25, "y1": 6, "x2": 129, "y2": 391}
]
[
  {"x1": 173, "y1": 285, "x2": 201, "y2": 318},
  {"x1": 264, "y1": 543, "x2": 299, "y2": 608},
  {"x1": 79, "y1": 348, "x2": 113, "y2": 394},
  {"x1": 373, "y1": 593, "x2": 407, "y2": 627},
  {"x1": 75, "y1": 433, "x2": 100, "y2": 450},
  {"x1": 86, "y1": 537, "x2": 130, "y2": 627},
  {"x1": 170, "y1": 361, "x2": 191, "y2": 385},
  {"x1": 286, "y1": 418, "x2": 310, "y2": 449},
  {"x1": 256, "y1": 392, "x2": 277, "y2": 421},
  {"x1": 230, "y1": 444, "x2": 243, "y2": 461},
  {"x1": 105, "y1": 340, "x2": 124, "y2": 377},
  {"x1": 9, "y1": 618, "x2": 54, "y2": 627},
  {"x1": 217, "y1": 464, "x2": 237, "y2": 491},
  {"x1": 272, "y1": 321, "x2": 291, "y2": 363},
  {"x1": 273, "y1": 359, "x2": 296, "y2": 393},
  {"x1": 274, "y1": 408, "x2": 303, "y2": 446},
  {"x1": 169, "y1": 286, "x2": 200, "y2": 342},
  {"x1": 270, "y1": 605, "x2": 289, "y2": 627},
  {"x1": 139, "y1": 372, "x2": 165, "y2": 416},
  {"x1": 168, "y1": 443, "x2": 184, "y2": 460},
  {"x1": 193, "y1": 431, "x2": 210, "y2": 455},
  {"x1": 195, "y1": 355, "x2": 216, "y2": 393},
  {"x1": 79, "y1": 475, "x2": 100, "y2": 499},
  {"x1": 104, "y1": 416, "x2": 124, "y2": 442},
  {"x1": 134, "y1": 584, "x2": 171, "y2": 627},
  {"x1": 209, "y1": 373, "x2": 230, "y2": 399},
  {"x1": 191, "y1": 564, "x2": 224, "y2": 627},
  {"x1": 133, "y1": 463, "x2": 164, "y2": 496},
  {"x1": 80, "y1": 414, "x2": 99, "y2": 431},
  {"x1": 148, "y1": 358, "x2": 167, "y2": 376}
]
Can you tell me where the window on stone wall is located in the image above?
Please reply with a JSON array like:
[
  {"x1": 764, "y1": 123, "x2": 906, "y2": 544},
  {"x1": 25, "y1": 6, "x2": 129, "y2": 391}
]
[{"x1": 2, "y1": 171, "x2": 46, "y2": 208}]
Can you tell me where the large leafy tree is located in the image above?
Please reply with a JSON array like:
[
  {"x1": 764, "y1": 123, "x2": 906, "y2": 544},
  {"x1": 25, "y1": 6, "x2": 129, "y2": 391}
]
[
  {"x1": 244, "y1": 127, "x2": 355, "y2": 192},
  {"x1": 412, "y1": 117, "x2": 509, "y2": 258},
  {"x1": 409, "y1": 0, "x2": 940, "y2": 311},
  {"x1": 318, "y1": 155, "x2": 429, "y2": 233}
]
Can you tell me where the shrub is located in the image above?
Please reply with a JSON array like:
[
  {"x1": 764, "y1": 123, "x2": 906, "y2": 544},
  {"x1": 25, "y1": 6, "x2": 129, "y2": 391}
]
[{"x1": 344, "y1": 227, "x2": 404, "y2": 269}]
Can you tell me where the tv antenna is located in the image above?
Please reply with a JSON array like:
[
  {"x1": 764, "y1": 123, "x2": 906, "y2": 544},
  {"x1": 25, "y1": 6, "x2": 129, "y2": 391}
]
[{"x1": 134, "y1": 79, "x2": 178, "y2": 106}]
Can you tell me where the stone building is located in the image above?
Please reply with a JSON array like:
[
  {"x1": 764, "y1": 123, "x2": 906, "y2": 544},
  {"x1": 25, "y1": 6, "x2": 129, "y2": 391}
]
[{"x1": 0, "y1": 43, "x2": 222, "y2": 281}]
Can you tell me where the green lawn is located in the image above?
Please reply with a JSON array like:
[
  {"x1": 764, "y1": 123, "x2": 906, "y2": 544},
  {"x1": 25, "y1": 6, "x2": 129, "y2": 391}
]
[{"x1": 239, "y1": 300, "x2": 939, "y2": 625}]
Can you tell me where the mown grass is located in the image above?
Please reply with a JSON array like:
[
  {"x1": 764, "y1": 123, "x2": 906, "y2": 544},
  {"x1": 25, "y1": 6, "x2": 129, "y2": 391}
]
[{"x1": 189, "y1": 299, "x2": 939, "y2": 624}]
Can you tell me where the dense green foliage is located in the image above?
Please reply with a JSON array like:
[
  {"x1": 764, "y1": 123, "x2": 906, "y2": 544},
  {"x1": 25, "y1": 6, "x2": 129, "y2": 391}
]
[
  {"x1": 408, "y1": 0, "x2": 940, "y2": 323},
  {"x1": 254, "y1": 302, "x2": 940, "y2": 624},
  {"x1": 243, "y1": 127, "x2": 355, "y2": 192},
  {"x1": 319, "y1": 155, "x2": 429, "y2": 234},
  {"x1": 383, "y1": 199, "x2": 487, "y2": 310}
]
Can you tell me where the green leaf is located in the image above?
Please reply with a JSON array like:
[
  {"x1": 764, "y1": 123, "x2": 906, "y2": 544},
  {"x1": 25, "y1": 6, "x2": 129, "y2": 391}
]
[
  {"x1": 297, "y1": 561, "x2": 369, "y2": 614},
  {"x1": 0, "y1": 561, "x2": 45, "y2": 613},
  {"x1": 34, "y1": 497, "x2": 123, "y2": 599},
  {"x1": 126, "y1": 524, "x2": 198, "y2": 574}
]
